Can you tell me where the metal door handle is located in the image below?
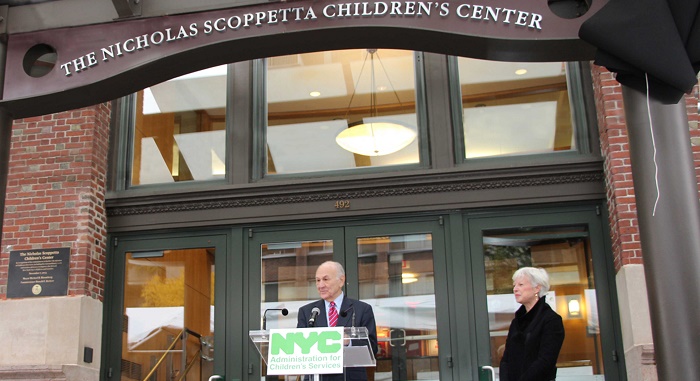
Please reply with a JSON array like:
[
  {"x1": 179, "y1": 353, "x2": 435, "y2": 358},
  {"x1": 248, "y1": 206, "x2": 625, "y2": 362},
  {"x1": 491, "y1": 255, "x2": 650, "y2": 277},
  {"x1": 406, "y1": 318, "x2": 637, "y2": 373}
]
[
  {"x1": 482, "y1": 366, "x2": 495, "y2": 381},
  {"x1": 388, "y1": 328, "x2": 407, "y2": 347},
  {"x1": 208, "y1": 376, "x2": 224, "y2": 381}
]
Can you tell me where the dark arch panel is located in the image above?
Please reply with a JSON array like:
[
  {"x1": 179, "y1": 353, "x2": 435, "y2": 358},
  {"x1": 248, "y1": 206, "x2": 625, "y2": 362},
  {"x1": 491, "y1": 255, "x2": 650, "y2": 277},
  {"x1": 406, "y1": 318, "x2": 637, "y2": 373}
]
[{"x1": 0, "y1": 0, "x2": 605, "y2": 118}]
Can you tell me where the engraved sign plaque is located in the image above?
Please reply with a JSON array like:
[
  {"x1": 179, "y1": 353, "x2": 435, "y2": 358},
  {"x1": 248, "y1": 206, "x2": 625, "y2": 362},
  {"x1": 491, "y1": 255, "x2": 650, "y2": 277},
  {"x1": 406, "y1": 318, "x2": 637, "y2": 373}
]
[{"x1": 7, "y1": 248, "x2": 70, "y2": 298}]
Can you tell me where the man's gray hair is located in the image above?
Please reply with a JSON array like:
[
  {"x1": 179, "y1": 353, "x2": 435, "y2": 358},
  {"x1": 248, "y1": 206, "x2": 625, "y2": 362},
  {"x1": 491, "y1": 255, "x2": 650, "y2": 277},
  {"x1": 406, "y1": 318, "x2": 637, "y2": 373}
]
[
  {"x1": 512, "y1": 267, "x2": 550, "y2": 295},
  {"x1": 321, "y1": 261, "x2": 345, "y2": 279}
]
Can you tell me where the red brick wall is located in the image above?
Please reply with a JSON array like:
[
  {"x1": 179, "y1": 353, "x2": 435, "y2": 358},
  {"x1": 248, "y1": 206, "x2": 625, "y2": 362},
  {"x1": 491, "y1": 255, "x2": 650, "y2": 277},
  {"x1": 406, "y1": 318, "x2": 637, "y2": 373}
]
[
  {"x1": 0, "y1": 103, "x2": 111, "y2": 301},
  {"x1": 686, "y1": 85, "x2": 700, "y2": 191},
  {"x1": 593, "y1": 65, "x2": 700, "y2": 272}
]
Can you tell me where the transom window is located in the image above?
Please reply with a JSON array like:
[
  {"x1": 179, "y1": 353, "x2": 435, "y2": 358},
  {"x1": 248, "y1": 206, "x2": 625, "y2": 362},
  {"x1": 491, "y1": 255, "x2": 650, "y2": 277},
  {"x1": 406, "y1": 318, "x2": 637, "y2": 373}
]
[
  {"x1": 456, "y1": 58, "x2": 583, "y2": 161},
  {"x1": 130, "y1": 66, "x2": 227, "y2": 186},
  {"x1": 265, "y1": 49, "x2": 421, "y2": 175},
  {"x1": 121, "y1": 53, "x2": 595, "y2": 189}
]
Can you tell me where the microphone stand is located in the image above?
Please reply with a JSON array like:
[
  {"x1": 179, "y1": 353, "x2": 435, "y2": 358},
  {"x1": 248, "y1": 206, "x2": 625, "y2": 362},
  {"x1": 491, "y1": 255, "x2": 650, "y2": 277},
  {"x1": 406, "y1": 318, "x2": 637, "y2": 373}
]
[
  {"x1": 351, "y1": 309, "x2": 357, "y2": 337},
  {"x1": 341, "y1": 307, "x2": 357, "y2": 338},
  {"x1": 262, "y1": 308, "x2": 289, "y2": 330}
]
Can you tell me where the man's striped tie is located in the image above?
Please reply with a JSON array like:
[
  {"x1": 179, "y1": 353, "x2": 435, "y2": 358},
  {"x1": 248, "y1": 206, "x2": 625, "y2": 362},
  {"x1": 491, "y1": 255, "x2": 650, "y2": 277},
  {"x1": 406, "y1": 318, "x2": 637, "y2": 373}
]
[{"x1": 328, "y1": 301, "x2": 338, "y2": 327}]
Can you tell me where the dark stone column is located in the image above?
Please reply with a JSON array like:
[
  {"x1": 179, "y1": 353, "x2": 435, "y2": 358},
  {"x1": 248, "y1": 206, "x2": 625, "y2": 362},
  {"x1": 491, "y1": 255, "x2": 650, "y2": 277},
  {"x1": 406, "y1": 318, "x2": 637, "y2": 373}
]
[
  {"x1": 0, "y1": 108, "x2": 10, "y2": 237},
  {"x1": 622, "y1": 85, "x2": 700, "y2": 380},
  {"x1": 0, "y1": 7, "x2": 13, "y2": 237}
]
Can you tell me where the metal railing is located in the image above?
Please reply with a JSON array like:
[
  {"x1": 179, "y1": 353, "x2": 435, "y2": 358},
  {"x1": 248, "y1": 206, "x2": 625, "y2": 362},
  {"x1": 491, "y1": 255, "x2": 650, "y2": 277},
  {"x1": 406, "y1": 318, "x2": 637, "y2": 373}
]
[{"x1": 140, "y1": 327, "x2": 212, "y2": 381}]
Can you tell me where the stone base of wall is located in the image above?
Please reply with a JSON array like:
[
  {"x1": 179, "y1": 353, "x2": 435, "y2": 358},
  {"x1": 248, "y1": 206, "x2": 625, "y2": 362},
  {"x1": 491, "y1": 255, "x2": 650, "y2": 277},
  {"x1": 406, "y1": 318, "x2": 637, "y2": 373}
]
[
  {"x1": 616, "y1": 265, "x2": 657, "y2": 381},
  {"x1": 624, "y1": 344, "x2": 657, "y2": 381},
  {"x1": 0, "y1": 296, "x2": 101, "y2": 381},
  {"x1": 0, "y1": 365, "x2": 65, "y2": 381},
  {"x1": 0, "y1": 364, "x2": 98, "y2": 381}
]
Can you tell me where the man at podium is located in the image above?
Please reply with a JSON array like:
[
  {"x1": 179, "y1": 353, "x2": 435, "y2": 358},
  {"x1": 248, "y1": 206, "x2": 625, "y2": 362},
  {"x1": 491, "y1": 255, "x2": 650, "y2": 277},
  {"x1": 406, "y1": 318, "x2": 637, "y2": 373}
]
[{"x1": 297, "y1": 261, "x2": 378, "y2": 381}]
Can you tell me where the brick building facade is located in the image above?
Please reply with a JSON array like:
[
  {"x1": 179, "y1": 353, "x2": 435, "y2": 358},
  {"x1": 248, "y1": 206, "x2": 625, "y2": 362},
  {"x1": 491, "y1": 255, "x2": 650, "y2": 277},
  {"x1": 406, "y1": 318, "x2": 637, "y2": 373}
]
[
  {"x1": 1, "y1": 63, "x2": 694, "y2": 380},
  {"x1": 0, "y1": 1, "x2": 698, "y2": 379}
]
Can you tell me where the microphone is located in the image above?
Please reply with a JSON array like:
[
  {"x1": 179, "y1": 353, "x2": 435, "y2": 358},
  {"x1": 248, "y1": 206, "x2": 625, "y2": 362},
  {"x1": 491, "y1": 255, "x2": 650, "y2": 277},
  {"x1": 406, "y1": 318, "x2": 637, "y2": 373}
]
[
  {"x1": 262, "y1": 308, "x2": 288, "y2": 330},
  {"x1": 340, "y1": 306, "x2": 356, "y2": 336},
  {"x1": 308, "y1": 307, "x2": 321, "y2": 327}
]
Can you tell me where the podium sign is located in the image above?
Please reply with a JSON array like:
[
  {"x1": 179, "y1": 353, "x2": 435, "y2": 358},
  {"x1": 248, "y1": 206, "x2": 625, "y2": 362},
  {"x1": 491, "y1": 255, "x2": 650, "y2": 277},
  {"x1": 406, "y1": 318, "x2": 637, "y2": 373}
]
[
  {"x1": 250, "y1": 327, "x2": 376, "y2": 376},
  {"x1": 267, "y1": 327, "x2": 344, "y2": 375}
]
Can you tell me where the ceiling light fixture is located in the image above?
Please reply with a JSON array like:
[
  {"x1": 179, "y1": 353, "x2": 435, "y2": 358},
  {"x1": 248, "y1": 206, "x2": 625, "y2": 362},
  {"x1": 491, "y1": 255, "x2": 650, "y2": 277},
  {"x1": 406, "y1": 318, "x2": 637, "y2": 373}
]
[
  {"x1": 402, "y1": 273, "x2": 418, "y2": 284},
  {"x1": 515, "y1": 68, "x2": 528, "y2": 75},
  {"x1": 335, "y1": 49, "x2": 416, "y2": 156}
]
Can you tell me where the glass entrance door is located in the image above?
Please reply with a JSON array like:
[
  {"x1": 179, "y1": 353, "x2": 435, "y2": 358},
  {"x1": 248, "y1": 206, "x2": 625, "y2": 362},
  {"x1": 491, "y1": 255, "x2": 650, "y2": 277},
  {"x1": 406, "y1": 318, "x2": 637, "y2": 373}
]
[
  {"x1": 105, "y1": 234, "x2": 227, "y2": 381},
  {"x1": 346, "y1": 222, "x2": 451, "y2": 381},
  {"x1": 246, "y1": 227, "x2": 345, "y2": 380},
  {"x1": 467, "y1": 209, "x2": 623, "y2": 381},
  {"x1": 247, "y1": 219, "x2": 452, "y2": 381},
  {"x1": 105, "y1": 207, "x2": 622, "y2": 381}
]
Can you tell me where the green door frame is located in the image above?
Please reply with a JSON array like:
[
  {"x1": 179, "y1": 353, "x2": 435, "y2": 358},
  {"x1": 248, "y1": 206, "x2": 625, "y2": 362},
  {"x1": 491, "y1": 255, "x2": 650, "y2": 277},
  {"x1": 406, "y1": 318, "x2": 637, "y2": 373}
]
[
  {"x1": 344, "y1": 218, "x2": 453, "y2": 381},
  {"x1": 464, "y1": 204, "x2": 626, "y2": 381},
  {"x1": 102, "y1": 231, "x2": 229, "y2": 381},
  {"x1": 243, "y1": 215, "x2": 455, "y2": 381},
  {"x1": 244, "y1": 226, "x2": 346, "y2": 380},
  {"x1": 101, "y1": 203, "x2": 624, "y2": 381}
]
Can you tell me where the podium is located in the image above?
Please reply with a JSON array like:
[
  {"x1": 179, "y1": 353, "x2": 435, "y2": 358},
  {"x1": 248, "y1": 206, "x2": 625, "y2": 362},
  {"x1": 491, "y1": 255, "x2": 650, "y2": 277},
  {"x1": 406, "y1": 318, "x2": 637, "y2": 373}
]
[{"x1": 250, "y1": 327, "x2": 376, "y2": 377}]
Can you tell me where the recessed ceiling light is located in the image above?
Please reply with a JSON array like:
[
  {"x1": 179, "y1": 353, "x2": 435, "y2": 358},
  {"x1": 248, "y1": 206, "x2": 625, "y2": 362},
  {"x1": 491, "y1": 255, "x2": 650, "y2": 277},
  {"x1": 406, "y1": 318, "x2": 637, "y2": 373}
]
[
  {"x1": 309, "y1": 91, "x2": 321, "y2": 97},
  {"x1": 515, "y1": 69, "x2": 528, "y2": 75}
]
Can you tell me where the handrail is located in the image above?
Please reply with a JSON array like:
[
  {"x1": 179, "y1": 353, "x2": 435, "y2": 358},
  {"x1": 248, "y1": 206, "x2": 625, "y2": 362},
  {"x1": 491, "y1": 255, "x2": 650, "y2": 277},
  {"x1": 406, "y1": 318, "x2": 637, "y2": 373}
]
[
  {"x1": 141, "y1": 328, "x2": 185, "y2": 381},
  {"x1": 185, "y1": 327, "x2": 202, "y2": 339},
  {"x1": 177, "y1": 349, "x2": 203, "y2": 381},
  {"x1": 140, "y1": 327, "x2": 206, "y2": 381}
]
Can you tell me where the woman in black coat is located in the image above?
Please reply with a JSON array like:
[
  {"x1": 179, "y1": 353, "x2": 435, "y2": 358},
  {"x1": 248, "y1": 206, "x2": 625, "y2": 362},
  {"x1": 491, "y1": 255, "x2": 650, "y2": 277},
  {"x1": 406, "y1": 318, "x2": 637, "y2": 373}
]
[{"x1": 499, "y1": 267, "x2": 565, "y2": 381}]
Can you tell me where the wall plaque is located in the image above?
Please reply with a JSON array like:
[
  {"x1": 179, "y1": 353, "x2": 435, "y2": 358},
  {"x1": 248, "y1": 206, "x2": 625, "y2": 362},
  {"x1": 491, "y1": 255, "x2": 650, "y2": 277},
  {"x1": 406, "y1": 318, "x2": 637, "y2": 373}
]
[{"x1": 6, "y1": 248, "x2": 70, "y2": 298}]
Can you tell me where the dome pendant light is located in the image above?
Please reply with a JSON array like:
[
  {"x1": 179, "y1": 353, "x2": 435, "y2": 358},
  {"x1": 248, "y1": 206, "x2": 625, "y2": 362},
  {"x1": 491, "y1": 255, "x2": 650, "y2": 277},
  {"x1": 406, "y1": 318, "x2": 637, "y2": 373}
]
[{"x1": 335, "y1": 49, "x2": 416, "y2": 156}]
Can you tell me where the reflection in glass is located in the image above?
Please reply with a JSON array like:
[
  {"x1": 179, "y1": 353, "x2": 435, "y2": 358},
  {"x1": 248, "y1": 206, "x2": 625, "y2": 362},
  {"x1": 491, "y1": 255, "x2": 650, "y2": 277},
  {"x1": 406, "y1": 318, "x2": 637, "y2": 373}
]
[
  {"x1": 259, "y1": 239, "x2": 334, "y2": 379},
  {"x1": 357, "y1": 234, "x2": 439, "y2": 381},
  {"x1": 131, "y1": 66, "x2": 227, "y2": 185},
  {"x1": 266, "y1": 49, "x2": 420, "y2": 175},
  {"x1": 122, "y1": 249, "x2": 215, "y2": 380},
  {"x1": 483, "y1": 226, "x2": 604, "y2": 380},
  {"x1": 457, "y1": 58, "x2": 576, "y2": 159}
]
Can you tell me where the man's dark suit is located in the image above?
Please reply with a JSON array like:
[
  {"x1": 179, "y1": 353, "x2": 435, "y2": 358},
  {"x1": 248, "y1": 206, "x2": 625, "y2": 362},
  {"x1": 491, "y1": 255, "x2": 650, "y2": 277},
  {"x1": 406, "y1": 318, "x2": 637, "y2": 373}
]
[{"x1": 297, "y1": 296, "x2": 378, "y2": 381}]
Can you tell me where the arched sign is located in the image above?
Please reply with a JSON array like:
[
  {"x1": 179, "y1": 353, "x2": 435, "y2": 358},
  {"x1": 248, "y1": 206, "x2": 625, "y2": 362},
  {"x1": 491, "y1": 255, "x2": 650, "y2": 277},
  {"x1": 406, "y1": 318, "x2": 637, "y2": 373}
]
[{"x1": 1, "y1": 0, "x2": 606, "y2": 117}]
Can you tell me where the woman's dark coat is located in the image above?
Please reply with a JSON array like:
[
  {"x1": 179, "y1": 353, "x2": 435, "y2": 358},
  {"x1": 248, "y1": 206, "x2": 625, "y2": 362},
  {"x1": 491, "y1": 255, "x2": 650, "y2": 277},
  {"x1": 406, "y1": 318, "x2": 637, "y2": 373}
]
[{"x1": 499, "y1": 296, "x2": 565, "y2": 381}]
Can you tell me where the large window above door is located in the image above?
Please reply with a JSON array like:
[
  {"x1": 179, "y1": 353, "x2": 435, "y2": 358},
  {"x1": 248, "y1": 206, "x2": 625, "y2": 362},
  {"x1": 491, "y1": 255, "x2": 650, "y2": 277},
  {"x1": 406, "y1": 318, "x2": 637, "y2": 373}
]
[
  {"x1": 129, "y1": 66, "x2": 227, "y2": 186},
  {"x1": 455, "y1": 58, "x2": 593, "y2": 162},
  {"x1": 115, "y1": 52, "x2": 598, "y2": 191},
  {"x1": 264, "y1": 49, "x2": 423, "y2": 175}
]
